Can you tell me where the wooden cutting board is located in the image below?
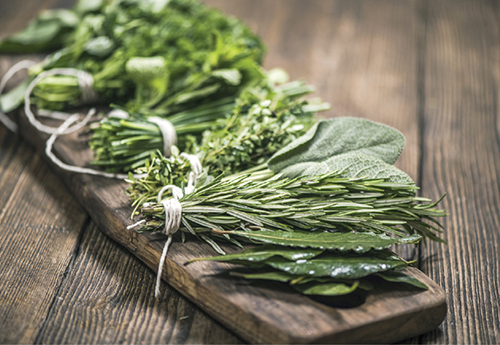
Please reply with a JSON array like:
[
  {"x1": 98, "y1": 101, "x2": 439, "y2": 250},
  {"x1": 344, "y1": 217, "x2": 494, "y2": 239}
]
[{"x1": 18, "y1": 113, "x2": 446, "y2": 344}]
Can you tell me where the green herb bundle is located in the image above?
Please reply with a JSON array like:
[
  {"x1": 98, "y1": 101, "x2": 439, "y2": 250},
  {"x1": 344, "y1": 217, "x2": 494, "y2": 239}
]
[
  {"x1": 0, "y1": 0, "x2": 266, "y2": 114},
  {"x1": 133, "y1": 169, "x2": 445, "y2": 243},
  {"x1": 194, "y1": 247, "x2": 429, "y2": 298},
  {"x1": 126, "y1": 118, "x2": 447, "y2": 297},
  {"x1": 89, "y1": 96, "x2": 235, "y2": 173},
  {"x1": 90, "y1": 77, "x2": 328, "y2": 173},
  {"x1": 128, "y1": 160, "x2": 445, "y2": 296}
]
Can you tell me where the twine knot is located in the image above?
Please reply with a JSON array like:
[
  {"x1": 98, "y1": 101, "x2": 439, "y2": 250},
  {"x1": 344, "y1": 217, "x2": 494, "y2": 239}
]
[
  {"x1": 74, "y1": 69, "x2": 98, "y2": 104},
  {"x1": 151, "y1": 154, "x2": 202, "y2": 298}
]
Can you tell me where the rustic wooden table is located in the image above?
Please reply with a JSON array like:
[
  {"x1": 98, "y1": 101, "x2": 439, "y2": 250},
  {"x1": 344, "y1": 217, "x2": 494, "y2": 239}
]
[{"x1": 1, "y1": 0, "x2": 499, "y2": 343}]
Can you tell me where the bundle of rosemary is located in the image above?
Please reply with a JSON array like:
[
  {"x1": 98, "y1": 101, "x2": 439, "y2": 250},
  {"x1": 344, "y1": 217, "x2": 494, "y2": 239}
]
[
  {"x1": 89, "y1": 76, "x2": 328, "y2": 173},
  {"x1": 126, "y1": 117, "x2": 447, "y2": 297}
]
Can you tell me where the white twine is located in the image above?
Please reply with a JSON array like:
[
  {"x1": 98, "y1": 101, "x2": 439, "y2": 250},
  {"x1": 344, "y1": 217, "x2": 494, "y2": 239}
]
[
  {"x1": 180, "y1": 152, "x2": 202, "y2": 195},
  {"x1": 46, "y1": 114, "x2": 149, "y2": 180},
  {"x1": 126, "y1": 219, "x2": 145, "y2": 230},
  {"x1": 154, "y1": 184, "x2": 183, "y2": 297},
  {"x1": 107, "y1": 109, "x2": 129, "y2": 119},
  {"x1": 24, "y1": 68, "x2": 98, "y2": 135},
  {"x1": 151, "y1": 154, "x2": 202, "y2": 298},
  {"x1": 0, "y1": 60, "x2": 37, "y2": 132},
  {"x1": 38, "y1": 109, "x2": 73, "y2": 120},
  {"x1": 147, "y1": 116, "x2": 177, "y2": 157}
]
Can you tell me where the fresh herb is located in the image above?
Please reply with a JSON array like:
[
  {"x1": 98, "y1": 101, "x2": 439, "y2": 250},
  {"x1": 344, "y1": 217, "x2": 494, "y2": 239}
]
[
  {"x1": 192, "y1": 246, "x2": 428, "y2": 297},
  {"x1": 268, "y1": 117, "x2": 413, "y2": 183},
  {"x1": 1, "y1": 0, "x2": 266, "y2": 114},
  {"x1": 189, "y1": 80, "x2": 328, "y2": 176},
  {"x1": 89, "y1": 77, "x2": 328, "y2": 173},
  {"x1": 131, "y1": 169, "x2": 446, "y2": 246},
  {"x1": 126, "y1": 117, "x2": 446, "y2": 297},
  {"x1": 88, "y1": 97, "x2": 234, "y2": 172}
]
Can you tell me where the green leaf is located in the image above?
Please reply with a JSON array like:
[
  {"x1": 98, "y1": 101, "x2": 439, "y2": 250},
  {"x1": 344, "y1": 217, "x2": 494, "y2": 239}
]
[
  {"x1": 84, "y1": 36, "x2": 115, "y2": 57},
  {"x1": 197, "y1": 248, "x2": 407, "y2": 280},
  {"x1": 126, "y1": 56, "x2": 168, "y2": 84},
  {"x1": 174, "y1": 84, "x2": 221, "y2": 104},
  {"x1": 232, "y1": 270, "x2": 299, "y2": 283},
  {"x1": 292, "y1": 280, "x2": 359, "y2": 296},
  {"x1": 126, "y1": 56, "x2": 169, "y2": 105},
  {"x1": 264, "y1": 251, "x2": 407, "y2": 279},
  {"x1": 278, "y1": 152, "x2": 414, "y2": 184},
  {"x1": 192, "y1": 245, "x2": 323, "y2": 263},
  {"x1": 212, "y1": 69, "x2": 242, "y2": 86},
  {"x1": 232, "y1": 270, "x2": 366, "y2": 296},
  {"x1": 296, "y1": 276, "x2": 375, "y2": 291},
  {"x1": 0, "y1": 78, "x2": 31, "y2": 113},
  {"x1": 375, "y1": 271, "x2": 428, "y2": 290},
  {"x1": 227, "y1": 230, "x2": 421, "y2": 253},
  {"x1": 0, "y1": 9, "x2": 79, "y2": 53},
  {"x1": 268, "y1": 118, "x2": 407, "y2": 179},
  {"x1": 74, "y1": 0, "x2": 105, "y2": 14}
]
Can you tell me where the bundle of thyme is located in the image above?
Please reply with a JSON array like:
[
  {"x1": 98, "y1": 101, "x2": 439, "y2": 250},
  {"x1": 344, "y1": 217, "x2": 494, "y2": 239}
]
[{"x1": 92, "y1": 78, "x2": 328, "y2": 173}]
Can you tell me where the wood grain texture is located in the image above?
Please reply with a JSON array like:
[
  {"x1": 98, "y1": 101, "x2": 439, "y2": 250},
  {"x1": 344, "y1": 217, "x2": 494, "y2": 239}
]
[
  {"x1": 37, "y1": 223, "x2": 241, "y2": 344},
  {"x1": 1, "y1": 9, "x2": 88, "y2": 339},
  {"x1": 419, "y1": 0, "x2": 500, "y2": 344},
  {"x1": 0, "y1": 130, "x2": 87, "y2": 344}
]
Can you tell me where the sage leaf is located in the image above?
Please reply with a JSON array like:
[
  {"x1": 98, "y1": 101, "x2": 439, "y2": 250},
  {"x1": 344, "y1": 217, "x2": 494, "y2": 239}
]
[
  {"x1": 278, "y1": 152, "x2": 414, "y2": 184},
  {"x1": 268, "y1": 118, "x2": 407, "y2": 179},
  {"x1": 226, "y1": 230, "x2": 421, "y2": 253},
  {"x1": 375, "y1": 271, "x2": 428, "y2": 290}
]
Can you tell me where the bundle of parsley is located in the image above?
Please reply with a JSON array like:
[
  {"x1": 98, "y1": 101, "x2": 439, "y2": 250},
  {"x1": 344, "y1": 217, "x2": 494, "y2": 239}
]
[{"x1": 0, "y1": 0, "x2": 265, "y2": 114}]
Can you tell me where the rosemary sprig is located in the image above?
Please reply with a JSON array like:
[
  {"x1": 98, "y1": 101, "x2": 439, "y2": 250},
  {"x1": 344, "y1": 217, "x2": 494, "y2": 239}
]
[{"x1": 127, "y1": 161, "x2": 447, "y2": 249}]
